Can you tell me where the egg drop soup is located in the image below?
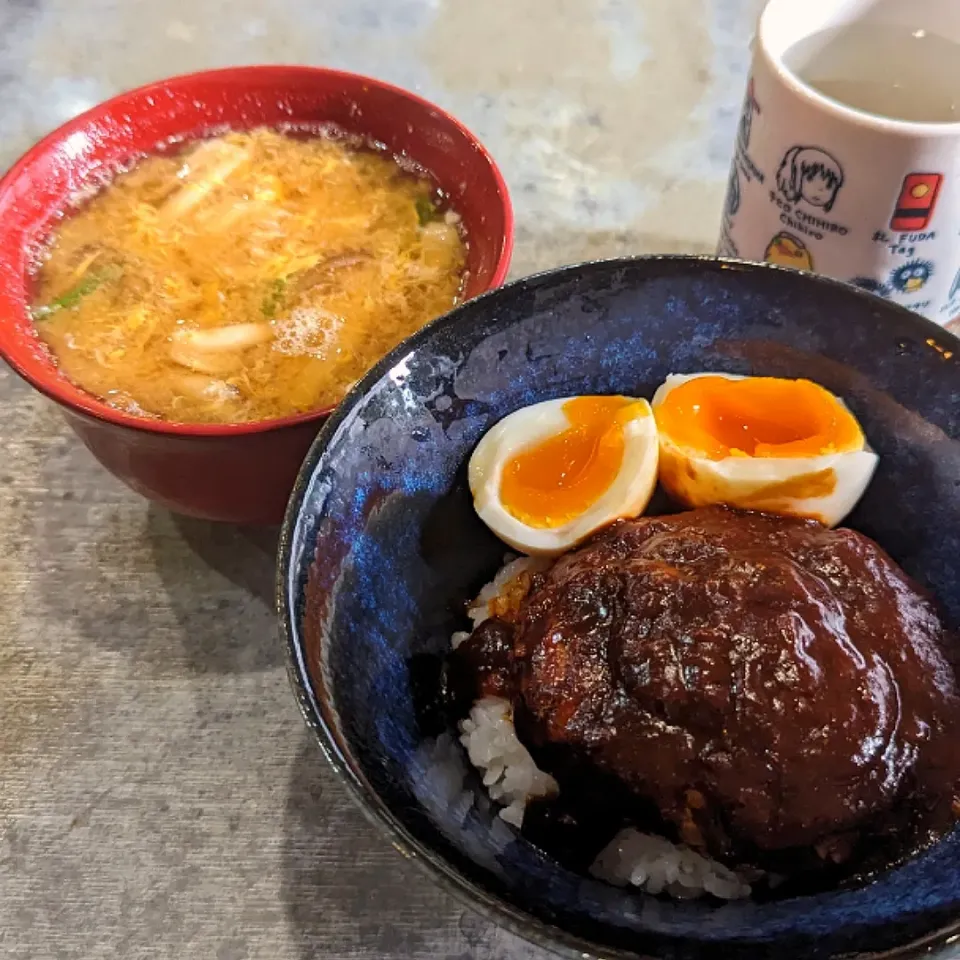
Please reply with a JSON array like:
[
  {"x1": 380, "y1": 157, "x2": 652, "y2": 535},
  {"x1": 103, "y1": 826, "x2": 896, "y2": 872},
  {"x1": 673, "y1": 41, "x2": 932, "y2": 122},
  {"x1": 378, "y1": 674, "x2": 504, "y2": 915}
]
[{"x1": 29, "y1": 127, "x2": 468, "y2": 424}]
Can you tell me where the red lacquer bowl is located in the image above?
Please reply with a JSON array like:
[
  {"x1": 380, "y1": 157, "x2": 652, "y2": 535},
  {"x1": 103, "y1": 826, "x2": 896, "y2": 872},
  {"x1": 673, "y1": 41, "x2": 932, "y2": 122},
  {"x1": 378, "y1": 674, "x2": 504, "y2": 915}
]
[{"x1": 0, "y1": 66, "x2": 513, "y2": 523}]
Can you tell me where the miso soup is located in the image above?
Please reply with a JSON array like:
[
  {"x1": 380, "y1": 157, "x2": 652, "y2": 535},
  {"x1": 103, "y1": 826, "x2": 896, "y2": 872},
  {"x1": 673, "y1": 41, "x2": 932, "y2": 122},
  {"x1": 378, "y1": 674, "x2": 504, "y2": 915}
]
[{"x1": 30, "y1": 127, "x2": 468, "y2": 424}]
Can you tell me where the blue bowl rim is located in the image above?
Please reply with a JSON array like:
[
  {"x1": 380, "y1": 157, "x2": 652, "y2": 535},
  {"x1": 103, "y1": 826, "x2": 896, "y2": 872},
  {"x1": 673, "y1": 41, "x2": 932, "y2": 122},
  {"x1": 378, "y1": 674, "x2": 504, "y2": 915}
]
[{"x1": 276, "y1": 254, "x2": 960, "y2": 960}]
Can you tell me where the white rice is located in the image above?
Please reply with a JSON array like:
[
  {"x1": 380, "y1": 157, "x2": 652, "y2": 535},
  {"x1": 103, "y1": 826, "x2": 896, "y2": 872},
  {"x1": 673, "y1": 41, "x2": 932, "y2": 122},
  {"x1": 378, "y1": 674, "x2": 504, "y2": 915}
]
[
  {"x1": 459, "y1": 696, "x2": 558, "y2": 827},
  {"x1": 453, "y1": 555, "x2": 753, "y2": 900},
  {"x1": 591, "y1": 828, "x2": 751, "y2": 900}
]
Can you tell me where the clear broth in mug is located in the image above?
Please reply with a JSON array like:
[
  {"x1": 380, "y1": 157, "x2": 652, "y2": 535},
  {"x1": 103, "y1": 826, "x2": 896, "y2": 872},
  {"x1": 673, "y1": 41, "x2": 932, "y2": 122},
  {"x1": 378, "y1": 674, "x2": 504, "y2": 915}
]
[{"x1": 785, "y1": 22, "x2": 960, "y2": 124}]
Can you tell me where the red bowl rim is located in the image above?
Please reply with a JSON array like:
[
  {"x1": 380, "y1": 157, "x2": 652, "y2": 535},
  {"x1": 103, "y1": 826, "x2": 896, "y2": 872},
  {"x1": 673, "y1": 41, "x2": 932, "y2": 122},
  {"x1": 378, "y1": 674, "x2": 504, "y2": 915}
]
[{"x1": 0, "y1": 64, "x2": 515, "y2": 438}]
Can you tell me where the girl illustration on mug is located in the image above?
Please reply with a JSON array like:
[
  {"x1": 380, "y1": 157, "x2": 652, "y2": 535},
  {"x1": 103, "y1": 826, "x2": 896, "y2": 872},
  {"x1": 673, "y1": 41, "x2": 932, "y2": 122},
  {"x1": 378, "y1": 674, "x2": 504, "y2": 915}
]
[{"x1": 776, "y1": 146, "x2": 844, "y2": 212}]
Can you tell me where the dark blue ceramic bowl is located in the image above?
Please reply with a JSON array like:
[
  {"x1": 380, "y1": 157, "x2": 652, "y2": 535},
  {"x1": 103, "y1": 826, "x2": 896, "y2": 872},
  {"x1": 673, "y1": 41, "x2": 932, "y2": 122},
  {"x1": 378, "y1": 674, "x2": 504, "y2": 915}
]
[{"x1": 278, "y1": 256, "x2": 960, "y2": 960}]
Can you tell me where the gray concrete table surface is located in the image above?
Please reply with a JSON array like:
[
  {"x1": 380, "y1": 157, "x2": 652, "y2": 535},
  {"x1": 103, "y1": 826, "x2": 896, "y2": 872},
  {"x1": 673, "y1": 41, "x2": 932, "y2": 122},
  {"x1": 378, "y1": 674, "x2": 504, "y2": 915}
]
[{"x1": 2, "y1": 2, "x2": 956, "y2": 959}]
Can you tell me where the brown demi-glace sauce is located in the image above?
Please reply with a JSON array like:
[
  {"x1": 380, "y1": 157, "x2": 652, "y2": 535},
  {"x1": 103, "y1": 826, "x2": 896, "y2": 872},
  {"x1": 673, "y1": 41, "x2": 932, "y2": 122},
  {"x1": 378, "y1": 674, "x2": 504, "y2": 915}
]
[{"x1": 448, "y1": 507, "x2": 960, "y2": 890}]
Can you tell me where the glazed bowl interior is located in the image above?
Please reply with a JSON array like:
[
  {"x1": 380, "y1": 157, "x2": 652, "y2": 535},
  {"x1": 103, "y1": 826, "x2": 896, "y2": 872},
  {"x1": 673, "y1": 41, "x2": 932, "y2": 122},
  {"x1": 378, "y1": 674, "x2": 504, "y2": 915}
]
[
  {"x1": 280, "y1": 257, "x2": 960, "y2": 960},
  {"x1": 0, "y1": 64, "x2": 513, "y2": 436}
]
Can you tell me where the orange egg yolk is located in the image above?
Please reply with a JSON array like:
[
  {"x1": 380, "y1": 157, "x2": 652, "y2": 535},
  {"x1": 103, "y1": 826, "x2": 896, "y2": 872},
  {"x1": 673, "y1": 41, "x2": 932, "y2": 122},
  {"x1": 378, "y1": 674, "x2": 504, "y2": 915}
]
[
  {"x1": 655, "y1": 376, "x2": 863, "y2": 459},
  {"x1": 500, "y1": 396, "x2": 646, "y2": 529}
]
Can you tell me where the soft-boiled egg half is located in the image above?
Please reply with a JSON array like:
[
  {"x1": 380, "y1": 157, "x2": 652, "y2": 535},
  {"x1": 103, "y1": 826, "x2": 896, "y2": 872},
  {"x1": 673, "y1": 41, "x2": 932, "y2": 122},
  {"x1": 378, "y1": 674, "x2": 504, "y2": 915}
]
[
  {"x1": 469, "y1": 396, "x2": 659, "y2": 556},
  {"x1": 652, "y1": 373, "x2": 878, "y2": 526}
]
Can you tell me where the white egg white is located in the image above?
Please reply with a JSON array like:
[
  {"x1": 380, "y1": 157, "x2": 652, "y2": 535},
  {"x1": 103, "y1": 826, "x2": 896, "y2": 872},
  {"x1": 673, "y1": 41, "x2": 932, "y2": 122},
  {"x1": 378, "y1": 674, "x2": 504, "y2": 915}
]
[
  {"x1": 651, "y1": 373, "x2": 878, "y2": 527},
  {"x1": 468, "y1": 396, "x2": 659, "y2": 556}
]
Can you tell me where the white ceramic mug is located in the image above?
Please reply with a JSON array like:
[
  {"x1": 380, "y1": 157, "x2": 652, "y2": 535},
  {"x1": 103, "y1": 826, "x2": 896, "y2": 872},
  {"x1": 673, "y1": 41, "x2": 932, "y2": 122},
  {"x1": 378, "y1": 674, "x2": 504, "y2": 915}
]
[{"x1": 719, "y1": 0, "x2": 960, "y2": 326}]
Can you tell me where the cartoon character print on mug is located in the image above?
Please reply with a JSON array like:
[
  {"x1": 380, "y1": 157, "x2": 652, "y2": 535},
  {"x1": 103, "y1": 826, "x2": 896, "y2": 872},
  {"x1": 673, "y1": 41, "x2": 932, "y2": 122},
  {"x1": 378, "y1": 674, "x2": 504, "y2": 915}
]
[
  {"x1": 768, "y1": 145, "x2": 850, "y2": 247},
  {"x1": 722, "y1": 135, "x2": 854, "y2": 273},
  {"x1": 863, "y1": 172, "x2": 948, "y2": 316},
  {"x1": 752, "y1": 145, "x2": 852, "y2": 275},
  {"x1": 939, "y1": 266, "x2": 960, "y2": 322},
  {"x1": 725, "y1": 119, "x2": 956, "y2": 322},
  {"x1": 719, "y1": 0, "x2": 960, "y2": 326},
  {"x1": 776, "y1": 147, "x2": 844, "y2": 213},
  {"x1": 719, "y1": 78, "x2": 764, "y2": 259},
  {"x1": 765, "y1": 231, "x2": 814, "y2": 271},
  {"x1": 850, "y1": 259, "x2": 935, "y2": 301}
]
